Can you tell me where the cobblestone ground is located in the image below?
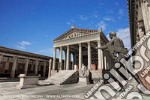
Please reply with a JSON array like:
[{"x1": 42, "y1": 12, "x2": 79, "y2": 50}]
[{"x1": 0, "y1": 81, "x2": 149, "y2": 100}]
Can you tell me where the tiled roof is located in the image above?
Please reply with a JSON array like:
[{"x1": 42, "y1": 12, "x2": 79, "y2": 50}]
[{"x1": 0, "y1": 46, "x2": 51, "y2": 60}]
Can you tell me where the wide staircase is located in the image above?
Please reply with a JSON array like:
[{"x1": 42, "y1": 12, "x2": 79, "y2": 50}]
[{"x1": 40, "y1": 70, "x2": 78, "y2": 85}]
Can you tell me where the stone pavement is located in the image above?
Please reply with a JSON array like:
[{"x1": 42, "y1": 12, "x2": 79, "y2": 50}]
[
  {"x1": 0, "y1": 81, "x2": 93, "y2": 100},
  {"x1": 0, "y1": 81, "x2": 150, "y2": 100}
]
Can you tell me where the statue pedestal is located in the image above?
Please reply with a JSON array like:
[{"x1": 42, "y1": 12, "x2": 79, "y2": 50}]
[
  {"x1": 78, "y1": 69, "x2": 90, "y2": 85},
  {"x1": 78, "y1": 76, "x2": 90, "y2": 85}
]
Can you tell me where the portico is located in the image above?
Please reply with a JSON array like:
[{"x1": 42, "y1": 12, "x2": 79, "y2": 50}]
[
  {"x1": 52, "y1": 27, "x2": 114, "y2": 72},
  {"x1": 0, "y1": 46, "x2": 51, "y2": 78}
]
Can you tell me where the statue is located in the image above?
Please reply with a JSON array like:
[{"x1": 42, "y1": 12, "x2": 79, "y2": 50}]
[
  {"x1": 79, "y1": 63, "x2": 90, "y2": 85},
  {"x1": 81, "y1": 64, "x2": 87, "y2": 76},
  {"x1": 96, "y1": 32, "x2": 128, "y2": 91},
  {"x1": 79, "y1": 64, "x2": 89, "y2": 77},
  {"x1": 96, "y1": 32, "x2": 128, "y2": 62}
]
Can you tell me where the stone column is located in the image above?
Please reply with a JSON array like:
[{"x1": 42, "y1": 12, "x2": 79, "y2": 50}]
[
  {"x1": 0, "y1": 55, "x2": 3, "y2": 63},
  {"x1": 43, "y1": 62, "x2": 47, "y2": 77},
  {"x1": 38, "y1": 63, "x2": 41, "y2": 72},
  {"x1": 0, "y1": 55, "x2": 3, "y2": 70},
  {"x1": 144, "y1": 1, "x2": 150, "y2": 31},
  {"x1": 10, "y1": 57, "x2": 18, "y2": 78},
  {"x1": 79, "y1": 43, "x2": 82, "y2": 69},
  {"x1": 0, "y1": 55, "x2": 4, "y2": 73},
  {"x1": 141, "y1": 1, "x2": 150, "y2": 32},
  {"x1": 52, "y1": 47, "x2": 56, "y2": 70},
  {"x1": 74, "y1": 53, "x2": 77, "y2": 65},
  {"x1": 97, "y1": 40, "x2": 103, "y2": 70},
  {"x1": 88, "y1": 42, "x2": 91, "y2": 70},
  {"x1": 64, "y1": 50, "x2": 67, "y2": 70},
  {"x1": 66, "y1": 45, "x2": 70, "y2": 70},
  {"x1": 35, "y1": 60, "x2": 39, "y2": 74},
  {"x1": 5, "y1": 61, "x2": 9, "y2": 72},
  {"x1": 69, "y1": 52, "x2": 71, "y2": 70},
  {"x1": 48, "y1": 59, "x2": 52, "y2": 77},
  {"x1": 24, "y1": 58, "x2": 29, "y2": 74},
  {"x1": 104, "y1": 56, "x2": 107, "y2": 70},
  {"x1": 59, "y1": 47, "x2": 62, "y2": 70},
  {"x1": 72, "y1": 53, "x2": 75, "y2": 70},
  {"x1": 74, "y1": 52, "x2": 77, "y2": 70},
  {"x1": 101, "y1": 50, "x2": 104, "y2": 69},
  {"x1": 31, "y1": 62, "x2": 34, "y2": 72}
]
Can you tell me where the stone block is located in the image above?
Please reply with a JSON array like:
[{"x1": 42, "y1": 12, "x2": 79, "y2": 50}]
[
  {"x1": 78, "y1": 76, "x2": 90, "y2": 85},
  {"x1": 16, "y1": 74, "x2": 40, "y2": 89}
]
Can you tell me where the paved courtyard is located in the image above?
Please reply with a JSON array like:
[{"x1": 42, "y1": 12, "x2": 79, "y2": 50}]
[
  {"x1": 0, "y1": 81, "x2": 93, "y2": 100},
  {"x1": 0, "y1": 80, "x2": 150, "y2": 100}
]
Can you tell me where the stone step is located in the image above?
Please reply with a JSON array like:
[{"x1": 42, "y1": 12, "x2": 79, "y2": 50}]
[{"x1": 40, "y1": 70, "x2": 77, "y2": 85}]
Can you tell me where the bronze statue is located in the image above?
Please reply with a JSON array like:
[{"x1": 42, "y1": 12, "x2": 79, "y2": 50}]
[
  {"x1": 96, "y1": 32, "x2": 128, "y2": 62},
  {"x1": 96, "y1": 32, "x2": 128, "y2": 91}
]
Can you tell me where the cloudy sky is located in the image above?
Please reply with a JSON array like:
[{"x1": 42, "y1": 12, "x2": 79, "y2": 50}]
[{"x1": 0, "y1": 0, "x2": 130, "y2": 57}]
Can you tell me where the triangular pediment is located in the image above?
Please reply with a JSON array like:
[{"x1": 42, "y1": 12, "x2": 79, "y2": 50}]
[
  {"x1": 64, "y1": 32, "x2": 84, "y2": 40},
  {"x1": 53, "y1": 28, "x2": 98, "y2": 41}
]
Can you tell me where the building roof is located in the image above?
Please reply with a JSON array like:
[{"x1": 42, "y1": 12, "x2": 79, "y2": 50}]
[
  {"x1": 0, "y1": 46, "x2": 51, "y2": 60},
  {"x1": 53, "y1": 27, "x2": 109, "y2": 42}
]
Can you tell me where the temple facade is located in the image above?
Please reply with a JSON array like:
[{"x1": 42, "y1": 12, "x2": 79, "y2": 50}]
[
  {"x1": 0, "y1": 46, "x2": 54, "y2": 78},
  {"x1": 52, "y1": 27, "x2": 114, "y2": 75}
]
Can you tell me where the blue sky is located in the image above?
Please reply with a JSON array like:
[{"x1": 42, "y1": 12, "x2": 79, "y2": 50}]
[{"x1": 0, "y1": 0, "x2": 130, "y2": 57}]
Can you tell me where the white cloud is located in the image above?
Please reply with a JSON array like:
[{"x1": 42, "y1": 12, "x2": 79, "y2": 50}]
[
  {"x1": 117, "y1": 27, "x2": 130, "y2": 49},
  {"x1": 103, "y1": 17, "x2": 115, "y2": 22},
  {"x1": 67, "y1": 19, "x2": 75, "y2": 26},
  {"x1": 19, "y1": 41, "x2": 31, "y2": 46},
  {"x1": 107, "y1": 27, "x2": 131, "y2": 49},
  {"x1": 91, "y1": 11, "x2": 99, "y2": 18},
  {"x1": 106, "y1": 10, "x2": 114, "y2": 15},
  {"x1": 16, "y1": 41, "x2": 31, "y2": 50},
  {"x1": 104, "y1": 17, "x2": 111, "y2": 21},
  {"x1": 37, "y1": 48, "x2": 65, "y2": 58},
  {"x1": 97, "y1": 21, "x2": 107, "y2": 30},
  {"x1": 67, "y1": 22, "x2": 71, "y2": 25},
  {"x1": 93, "y1": 14, "x2": 98, "y2": 18},
  {"x1": 79, "y1": 15, "x2": 88, "y2": 21},
  {"x1": 38, "y1": 48, "x2": 54, "y2": 57},
  {"x1": 107, "y1": 27, "x2": 130, "y2": 49}
]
